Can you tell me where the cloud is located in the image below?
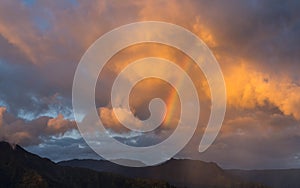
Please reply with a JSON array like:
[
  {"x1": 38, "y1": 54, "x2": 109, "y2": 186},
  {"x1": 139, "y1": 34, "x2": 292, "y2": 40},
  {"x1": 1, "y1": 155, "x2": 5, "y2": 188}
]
[
  {"x1": 196, "y1": 110, "x2": 300, "y2": 169},
  {"x1": 225, "y1": 63, "x2": 300, "y2": 120},
  {"x1": 0, "y1": 0, "x2": 300, "y2": 168},
  {"x1": 47, "y1": 114, "x2": 75, "y2": 134},
  {"x1": 99, "y1": 107, "x2": 143, "y2": 133},
  {"x1": 1, "y1": 0, "x2": 299, "y2": 119},
  {"x1": 0, "y1": 107, "x2": 76, "y2": 146}
]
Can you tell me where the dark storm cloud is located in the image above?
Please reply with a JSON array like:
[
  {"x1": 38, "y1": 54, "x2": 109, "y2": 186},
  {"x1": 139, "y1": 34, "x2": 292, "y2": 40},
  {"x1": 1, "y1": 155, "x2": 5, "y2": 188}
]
[
  {"x1": 177, "y1": 110, "x2": 300, "y2": 169},
  {"x1": 194, "y1": 0, "x2": 300, "y2": 72},
  {"x1": 0, "y1": 58, "x2": 72, "y2": 117}
]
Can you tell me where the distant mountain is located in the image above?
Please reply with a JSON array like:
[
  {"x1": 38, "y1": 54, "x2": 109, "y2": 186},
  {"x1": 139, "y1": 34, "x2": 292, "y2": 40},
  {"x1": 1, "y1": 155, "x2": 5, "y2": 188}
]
[
  {"x1": 59, "y1": 159, "x2": 268, "y2": 188},
  {"x1": 227, "y1": 169, "x2": 300, "y2": 188},
  {"x1": 0, "y1": 141, "x2": 175, "y2": 188}
]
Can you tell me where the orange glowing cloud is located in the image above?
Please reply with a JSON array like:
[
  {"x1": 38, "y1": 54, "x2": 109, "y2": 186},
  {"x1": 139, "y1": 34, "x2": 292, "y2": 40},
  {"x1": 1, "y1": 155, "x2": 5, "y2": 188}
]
[{"x1": 225, "y1": 62, "x2": 300, "y2": 120}]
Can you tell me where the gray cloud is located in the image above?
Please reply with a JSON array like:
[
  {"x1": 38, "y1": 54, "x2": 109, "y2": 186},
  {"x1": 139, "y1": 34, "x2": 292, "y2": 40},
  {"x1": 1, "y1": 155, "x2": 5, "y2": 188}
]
[
  {"x1": 25, "y1": 137, "x2": 101, "y2": 162},
  {"x1": 0, "y1": 107, "x2": 76, "y2": 146}
]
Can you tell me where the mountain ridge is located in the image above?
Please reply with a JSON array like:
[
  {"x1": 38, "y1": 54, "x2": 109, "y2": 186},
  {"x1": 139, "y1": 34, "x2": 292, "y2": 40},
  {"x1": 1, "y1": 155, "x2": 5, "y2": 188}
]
[
  {"x1": 0, "y1": 141, "x2": 175, "y2": 188},
  {"x1": 59, "y1": 158, "x2": 300, "y2": 188},
  {"x1": 0, "y1": 141, "x2": 272, "y2": 188},
  {"x1": 59, "y1": 158, "x2": 268, "y2": 188},
  {"x1": 227, "y1": 169, "x2": 300, "y2": 188}
]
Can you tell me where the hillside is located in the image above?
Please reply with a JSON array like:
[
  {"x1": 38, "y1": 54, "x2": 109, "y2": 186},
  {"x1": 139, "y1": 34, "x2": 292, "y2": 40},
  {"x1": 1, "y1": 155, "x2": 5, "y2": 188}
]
[
  {"x1": 0, "y1": 141, "x2": 174, "y2": 188},
  {"x1": 59, "y1": 159, "x2": 268, "y2": 188},
  {"x1": 228, "y1": 169, "x2": 300, "y2": 188}
]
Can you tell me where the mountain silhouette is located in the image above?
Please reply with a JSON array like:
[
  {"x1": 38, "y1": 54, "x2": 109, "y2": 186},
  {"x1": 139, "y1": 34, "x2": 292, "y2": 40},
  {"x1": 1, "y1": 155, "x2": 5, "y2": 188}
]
[
  {"x1": 228, "y1": 169, "x2": 300, "y2": 188},
  {"x1": 59, "y1": 159, "x2": 268, "y2": 188},
  {"x1": 0, "y1": 141, "x2": 273, "y2": 188},
  {"x1": 0, "y1": 141, "x2": 174, "y2": 188}
]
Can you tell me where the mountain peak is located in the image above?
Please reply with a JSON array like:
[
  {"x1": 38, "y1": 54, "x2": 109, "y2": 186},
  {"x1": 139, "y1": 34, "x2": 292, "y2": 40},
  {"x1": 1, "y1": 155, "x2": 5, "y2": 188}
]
[{"x1": 0, "y1": 141, "x2": 17, "y2": 150}]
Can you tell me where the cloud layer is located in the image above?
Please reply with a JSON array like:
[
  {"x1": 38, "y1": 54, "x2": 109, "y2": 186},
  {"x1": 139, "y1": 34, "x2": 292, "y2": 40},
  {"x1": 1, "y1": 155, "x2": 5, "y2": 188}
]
[
  {"x1": 0, "y1": 107, "x2": 75, "y2": 146},
  {"x1": 0, "y1": 0, "x2": 299, "y2": 168}
]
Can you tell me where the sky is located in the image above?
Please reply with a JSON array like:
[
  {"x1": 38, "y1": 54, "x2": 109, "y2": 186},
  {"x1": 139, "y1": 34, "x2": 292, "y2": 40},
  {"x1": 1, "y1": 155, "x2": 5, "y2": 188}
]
[{"x1": 0, "y1": 0, "x2": 300, "y2": 169}]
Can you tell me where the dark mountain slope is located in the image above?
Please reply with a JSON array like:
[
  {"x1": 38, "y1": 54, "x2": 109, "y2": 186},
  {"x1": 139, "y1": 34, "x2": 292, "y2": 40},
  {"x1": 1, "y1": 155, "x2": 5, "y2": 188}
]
[
  {"x1": 0, "y1": 141, "x2": 174, "y2": 188},
  {"x1": 59, "y1": 159, "x2": 268, "y2": 188},
  {"x1": 228, "y1": 169, "x2": 300, "y2": 188}
]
